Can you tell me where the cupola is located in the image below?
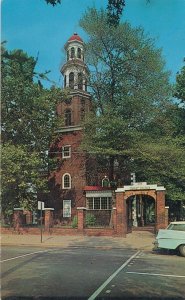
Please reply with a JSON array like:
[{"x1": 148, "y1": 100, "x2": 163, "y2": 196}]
[{"x1": 61, "y1": 33, "x2": 88, "y2": 92}]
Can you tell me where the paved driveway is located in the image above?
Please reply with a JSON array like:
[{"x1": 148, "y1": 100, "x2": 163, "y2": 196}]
[{"x1": 1, "y1": 246, "x2": 185, "y2": 299}]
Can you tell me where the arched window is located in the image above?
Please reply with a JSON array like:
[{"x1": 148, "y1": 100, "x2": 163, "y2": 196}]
[
  {"x1": 64, "y1": 109, "x2": 72, "y2": 126},
  {"x1": 77, "y1": 48, "x2": 81, "y2": 59},
  {"x1": 64, "y1": 75, "x2": 66, "y2": 88},
  {"x1": 62, "y1": 173, "x2": 71, "y2": 189},
  {"x1": 78, "y1": 73, "x2": 83, "y2": 90},
  {"x1": 71, "y1": 47, "x2": 75, "y2": 59},
  {"x1": 69, "y1": 72, "x2": 74, "y2": 89},
  {"x1": 102, "y1": 176, "x2": 110, "y2": 187}
]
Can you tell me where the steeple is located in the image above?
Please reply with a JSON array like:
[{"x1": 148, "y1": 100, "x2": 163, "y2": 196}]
[{"x1": 61, "y1": 33, "x2": 88, "y2": 92}]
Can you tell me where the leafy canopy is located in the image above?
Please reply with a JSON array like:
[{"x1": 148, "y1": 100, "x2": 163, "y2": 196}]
[
  {"x1": 107, "y1": 0, "x2": 125, "y2": 26},
  {"x1": 79, "y1": 8, "x2": 185, "y2": 200},
  {"x1": 45, "y1": 0, "x2": 61, "y2": 6},
  {"x1": 174, "y1": 61, "x2": 185, "y2": 104},
  {"x1": 1, "y1": 45, "x2": 64, "y2": 217}
]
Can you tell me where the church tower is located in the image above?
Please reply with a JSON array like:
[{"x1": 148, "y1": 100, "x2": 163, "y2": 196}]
[
  {"x1": 50, "y1": 33, "x2": 93, "y2": 220},
  {"x1": 62, "y1": 32, "x2": 88, "y2": 93}
]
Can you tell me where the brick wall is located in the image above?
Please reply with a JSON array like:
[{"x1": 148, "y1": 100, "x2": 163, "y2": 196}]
[
  {"x1": 49, "y1": 130, "x2": 87, "y2": 217},
  {"x1": 115, "y1": 192, "x2": 127, "y2": 237},
  {"x1": 57, "y1": 94, "x2": 92, "y2": 126},
  {"x1": 156, "y1": 191, "x2": 166, "y2": 230},
  {"x1": 0, "y1": 227, "x2": 116, "y2": 236}
]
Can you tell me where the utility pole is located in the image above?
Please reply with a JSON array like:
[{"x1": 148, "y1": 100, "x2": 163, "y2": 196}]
[{"x1": 38, "y1": 201, "x2": 44, "y2": 243}]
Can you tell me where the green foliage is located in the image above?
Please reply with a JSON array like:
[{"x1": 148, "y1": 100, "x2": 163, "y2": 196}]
[
  {"x1": 173, "y1": 62, "x2": 185, "y2": 136},
  {"x1": 45, "y1": 0, "x2": 61, "y2": 6},
  {"x1": 130, "y1": 136, "x2": 185, "y2": 201},
  {"x1": 1, "y1": 144, "x2": 48, "y2": 216},
  {"x1": 86, "y1": 214, "x2": 96, "y2": 227},
  {"x1": 80, "y1": 8, "x2": 185, "y2": 200},
  {"x1": 107, "y1": 0, "x2": 125, "y2": 26},
  {"x1": 80, "y1": 8, "x2": 171, "y2": 116},
  {"x1": 174, "y1": 62, "x2": 185, "y2": 104},
  {"x1": 71, "y1": 215, "x2": 78, "y2": 228},
  {"x1": 1, "y1": 45, "x2": 63, "y2": 152},
  {"x1": 1, "y1": 45, "x2": 65, "y2": 216}
]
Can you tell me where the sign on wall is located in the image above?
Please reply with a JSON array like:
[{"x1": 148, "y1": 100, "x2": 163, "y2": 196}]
[
  {"x1": 63, "y1": 200, "x2": 71, "y2": 217},
  {"x1": 38, "y1": 201, "x2": 44, "y2": 210}
]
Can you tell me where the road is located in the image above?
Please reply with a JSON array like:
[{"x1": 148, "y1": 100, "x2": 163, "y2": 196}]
[{"x1": 1, "y1": 245, "x2": 185, "y2": 299}]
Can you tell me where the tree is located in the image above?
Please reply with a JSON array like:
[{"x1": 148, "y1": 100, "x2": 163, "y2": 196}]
[
  {"x1": 45, "y1": 0, "x2": 61, "y2": 6},
  {"x1": 1, "y1": 46, "x2": 63, "y2": 151},
  {"x1": 79, "y1": 8, "x2": 185, "y2": 201},
  {"x1": 174, "y1": 61, "x2": 185, "y2": 104},
  {"x1": 172, "y1": 62, "x2": 185, "y2": 136},
  {"x1": 107, "y1": 0, "x2": 125, "y2": 26},
  {"x1": 1, "y1": 45, "x2": 64, "y2": 218},
  {"x1": 1, "y1": 144, "x2": 48, "y2": 220}
]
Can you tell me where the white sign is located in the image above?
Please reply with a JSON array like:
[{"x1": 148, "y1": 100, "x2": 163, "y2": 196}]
[
  {"x1": 63, "y1": 200, "x2": 71, "y2": 218},
  {"x1": 38, "y1": 201, "x2": 45, "y2": 210}
]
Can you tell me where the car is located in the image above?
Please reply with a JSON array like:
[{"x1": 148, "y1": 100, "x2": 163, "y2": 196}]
[{"x1": 153, "y1": 221, "x2": 185, "y2": 257}]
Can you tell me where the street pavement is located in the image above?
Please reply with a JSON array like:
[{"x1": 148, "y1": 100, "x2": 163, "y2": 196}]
[
  {"x1": 1, "y1": 245, "x2": 185, "y2": 299},
  {"x1": 2, "y1": 232, "x2": 185, "y2": 299},
  {"x1": 1, "y1": 231, "x2": 155, "y2": 251}
]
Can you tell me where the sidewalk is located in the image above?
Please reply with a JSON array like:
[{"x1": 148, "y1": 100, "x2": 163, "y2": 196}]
[{"x1": 1, "y1": 231, "x2": 155, "y2": 251}]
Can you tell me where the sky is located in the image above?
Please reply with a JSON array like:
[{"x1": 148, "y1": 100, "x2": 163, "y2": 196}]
[{"x1": 2, "y1": 0, "x2": 185, "y2": 88}]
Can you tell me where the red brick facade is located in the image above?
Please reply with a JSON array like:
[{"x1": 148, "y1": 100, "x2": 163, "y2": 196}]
[
  {"x1": 47, "y1": 34, "x2": 167, "y2": 235},
  {"x1": 48, "y1": 34, "x2": 95, "y2": 220}
]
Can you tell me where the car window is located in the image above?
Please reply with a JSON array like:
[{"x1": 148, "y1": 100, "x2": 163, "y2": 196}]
[{"x1": 167, "y1": 224, "x2": 185, "y2": 231}]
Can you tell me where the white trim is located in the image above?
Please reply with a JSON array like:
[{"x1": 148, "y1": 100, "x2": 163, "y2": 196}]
[
  {"x1": 116, "y1": 183, "x2": 165, "y2": 193},
  {"x1": 86, "y1": 191, "x2": 113, "y2": 198},
  {"x1": 77, "y1": 207, "x2": 86, "y2": 210},
  {"x1": 86, "y1": 196, "x2": 112, "y2": 210},
  {"x1": 102, "y1": 177, "x2": 110, "y2": 187},
  {"x1": 62, "y1": 173, "x2": 71, "y2": 189},
  {"x1": 62, "y1": 145, "x2": 71, "y2": 159},
  {"x1": 63, "y1": 200, "x2": 71, "y2": 217},
  {"x1": 56, "y1": 125, "x2": 83, "y2": 133}
]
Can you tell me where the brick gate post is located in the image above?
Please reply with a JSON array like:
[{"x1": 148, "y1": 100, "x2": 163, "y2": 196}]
[
  {"x1": 44, "y1": 208, "x2": 54, "y2": 232},
  {"x1": 112, "y1": 207, "x2": 117, "y2": 233},
  {"x1": 77, "y1": 207, "x2": 86, "y2": 232},
  {"x1": 156, "y1": 189, "x2": 166, "y2": 231},
  {"x1": 24, "y1": 210, "x2": 32, "y2": 224},
  {"x1": 13, "y1": 208, "x2": 23, "y2": 233},
  {"x1": 115, "y1": 191, "x2": 127, "y2": 237}
]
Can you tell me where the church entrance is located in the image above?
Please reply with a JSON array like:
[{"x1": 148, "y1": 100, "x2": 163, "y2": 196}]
[
  {"x1": 126, "y1": 195, "x2": 155, "y2": 231},
  {"x1": 115, "y1": 182, "x2": 166, "y2": 235}
]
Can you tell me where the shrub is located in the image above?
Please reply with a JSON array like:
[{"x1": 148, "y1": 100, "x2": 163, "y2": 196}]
[
  {"x1": 86, "y1": 213, "x2": 96, "y2": 227},
  {"x1": 71, "y1": 215, "x2": 78, "y2": 228}
]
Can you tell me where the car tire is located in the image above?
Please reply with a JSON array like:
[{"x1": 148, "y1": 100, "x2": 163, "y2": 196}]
[{"x1": 179, "y1": 244, "x2": 185, "y2": 257}]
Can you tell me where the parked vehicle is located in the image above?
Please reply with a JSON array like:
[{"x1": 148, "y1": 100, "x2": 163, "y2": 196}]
[{"x1": 153, "y1": 221, "x2": 185, "y2": 257}]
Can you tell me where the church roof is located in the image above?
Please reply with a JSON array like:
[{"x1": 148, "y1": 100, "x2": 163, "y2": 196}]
[
  {"x1": 84, "y1": 186, "x2": 113, "y2": 191},
  {"x1": 68, "y1": 33, "x2": 83, "y2": 43}
]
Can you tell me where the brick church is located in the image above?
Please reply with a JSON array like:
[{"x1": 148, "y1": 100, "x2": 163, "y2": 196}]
[
  {"x1": 46, "y1": 33, "x2": 167, "y2": 233},
  {"x1": 48, "y1": 33, "x2": 112, "y2": 221}
]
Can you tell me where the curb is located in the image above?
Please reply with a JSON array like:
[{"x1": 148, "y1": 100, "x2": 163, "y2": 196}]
[{"x1": 1, "y1": 242, "x2": 153, "y2": 251}]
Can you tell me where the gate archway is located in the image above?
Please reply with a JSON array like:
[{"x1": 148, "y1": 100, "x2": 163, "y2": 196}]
[
  {"x1": 126, "y1": 194, "x2": 156, "y2": 232},
  {"x1": 115, "y1": 183, "x2": 167, "y2": 236}
]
